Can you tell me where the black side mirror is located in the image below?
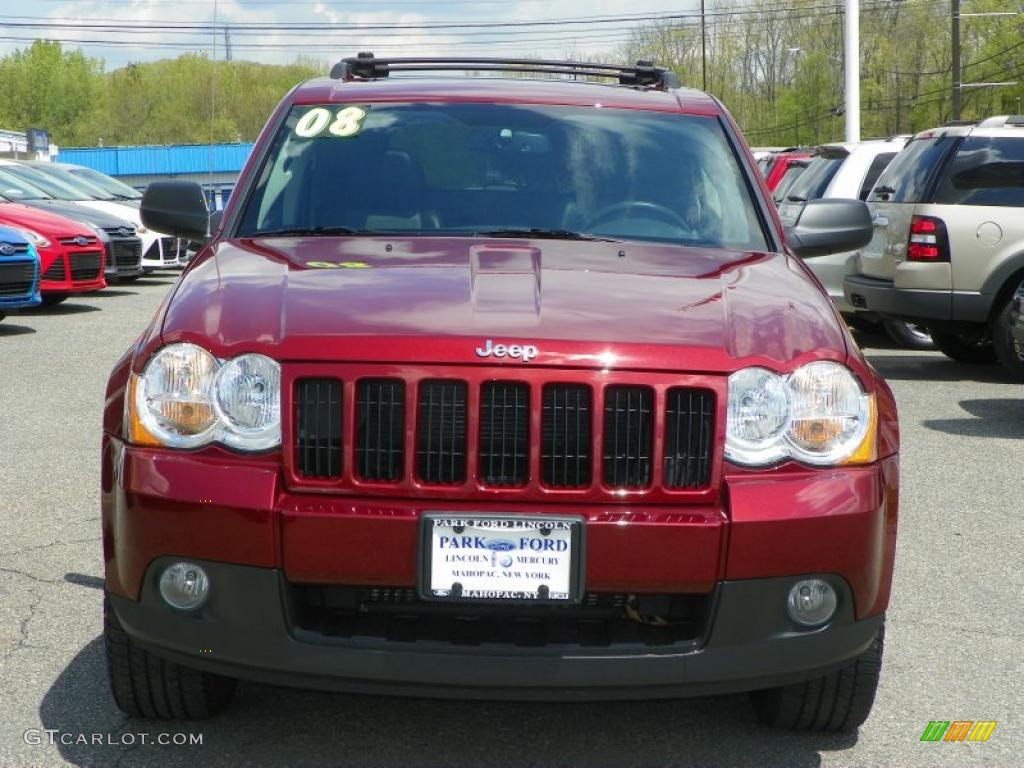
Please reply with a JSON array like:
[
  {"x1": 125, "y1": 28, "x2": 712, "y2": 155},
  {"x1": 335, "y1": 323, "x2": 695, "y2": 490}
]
[
  {"x1": 785, "y1": 198, "x2": 872, "y2": 259},
  {"x1": 141, "y1": 181, "x2": 210, "y2": 242}
]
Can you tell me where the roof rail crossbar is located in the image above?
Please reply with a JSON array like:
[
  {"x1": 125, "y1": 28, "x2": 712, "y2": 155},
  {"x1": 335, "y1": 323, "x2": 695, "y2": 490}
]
[
  {"x1": 975, "y1": 115, "x2": 1024, "y2": 128},
  {"x1": 329, "y1": 53, "x2": 679, "y2": 89}
]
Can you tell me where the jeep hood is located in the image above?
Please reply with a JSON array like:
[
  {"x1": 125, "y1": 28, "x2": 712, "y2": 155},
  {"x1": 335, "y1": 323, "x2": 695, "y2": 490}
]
[{"x1": 160, "y1": 237, "x2": 848, "y2": 372}]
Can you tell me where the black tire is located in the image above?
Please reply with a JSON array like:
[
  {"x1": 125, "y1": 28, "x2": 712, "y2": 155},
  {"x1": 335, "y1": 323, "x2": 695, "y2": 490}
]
[
  {"x1": 929, "y1": 327, "x2": 998, "y2": 364},
  {"x1": 0, "y1": 312, "x2": 6, "y2": 322},
  {"x1": 882, "y1": 320, "x2": 934, "y2": 351},
  {"x1": 104, "y1": 594, "x2": 237, "y2": 719},
  {"x1": 40, "y1": 294, "x2": 69, "y2": 306},
  {"x1": 992, "y1": 295, "x2": 1024, "y2": 382},
  {"x1": 750, "y1": 622, "x2": 884, "y2": 732}
]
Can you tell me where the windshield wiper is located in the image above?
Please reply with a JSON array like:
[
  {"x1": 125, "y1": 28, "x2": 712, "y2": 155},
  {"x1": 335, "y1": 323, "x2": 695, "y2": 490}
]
[
  {"x1": 477, "y1": 228, "x2": 619, "y2": 242},
  {"x1": 785, "y1": 194, "x2": 807, "y2": 203},
  {"x1": 249, "y1": 226, "x2": 365, "y2": 237}
]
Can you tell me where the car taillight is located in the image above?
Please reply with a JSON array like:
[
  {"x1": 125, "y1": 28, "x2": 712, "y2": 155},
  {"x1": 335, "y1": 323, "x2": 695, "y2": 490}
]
[{"x1": 907, "y1": 215, "x2": 949, "y2": 262}]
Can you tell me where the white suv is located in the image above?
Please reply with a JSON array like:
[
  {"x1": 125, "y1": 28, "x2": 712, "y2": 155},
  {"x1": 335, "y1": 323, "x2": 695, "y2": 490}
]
[
  {"x1": 776, "y1": 138, "x2": 929, "y2": 347},
  {"x1": 845, "y1": 117, "x2": 1024, "y2": 379}
]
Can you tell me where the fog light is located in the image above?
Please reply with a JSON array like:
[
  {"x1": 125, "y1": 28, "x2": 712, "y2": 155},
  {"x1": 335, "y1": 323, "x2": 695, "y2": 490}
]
[
  {"x1": 159, "y1": 562, "x2": 210, "y2": 610},
  {"x1": 786, "y1": 579, "x2": 837, "y2": 627}
]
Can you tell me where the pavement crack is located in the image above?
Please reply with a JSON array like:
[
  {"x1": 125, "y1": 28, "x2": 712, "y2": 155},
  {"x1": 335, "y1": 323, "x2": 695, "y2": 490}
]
[
  {"x1": 0, "y1": 535, "x2": 99, "y2": 558},
  {"x1": 0, "y1": 565, "x2": 61, "y2": 585},
  {"x1": 3, "y1": 587, "x2": 45, "y2": 660}
]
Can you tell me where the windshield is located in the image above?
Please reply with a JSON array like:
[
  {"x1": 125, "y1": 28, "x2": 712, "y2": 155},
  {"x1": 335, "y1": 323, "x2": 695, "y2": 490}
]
[
  {"x1": 0, "y1": 168, "x2": 53, "y2": 201},
  {"x1": 30, "y1": 164, "x2": 117, "y2": 200},
  {"x1": 69, "y1": 167, "x2": 142, "y2": 199},
  {"x1": 0, "y1": 164, "x2": 86, "y2": 201},
  {"x1": 237, "y1": 102, "x2": 768, "y2": 251}
]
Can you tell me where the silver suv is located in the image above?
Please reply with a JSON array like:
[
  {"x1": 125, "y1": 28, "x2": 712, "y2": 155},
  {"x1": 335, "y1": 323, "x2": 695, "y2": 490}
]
[{"x1": 845, "y1": 116, "x2": 1024, "y2": 379}]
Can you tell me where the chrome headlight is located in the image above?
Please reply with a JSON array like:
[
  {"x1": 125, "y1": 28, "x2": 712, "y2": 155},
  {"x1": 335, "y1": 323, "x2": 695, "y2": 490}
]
[
  {"x1": 726, "y1": 362, "x2": 876, "y2": 467},
  {"x1": 14, "y1": 227, "x2": 50, "y2": 249},
  {"x1": 214, "y1": 353, "x2": 281, "y2": 450},
  {"x1": 129, "y1": 343, "x2": 280, "y2": 451},
  {"x1": 726, "y1": 367, "x2": 790, "y2": 465}
]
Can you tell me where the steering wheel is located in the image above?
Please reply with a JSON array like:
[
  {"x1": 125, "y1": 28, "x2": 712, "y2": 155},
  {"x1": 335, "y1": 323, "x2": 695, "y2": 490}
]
[{"x1": 583, "y1": 200, "x2": 691, "y2": 232}]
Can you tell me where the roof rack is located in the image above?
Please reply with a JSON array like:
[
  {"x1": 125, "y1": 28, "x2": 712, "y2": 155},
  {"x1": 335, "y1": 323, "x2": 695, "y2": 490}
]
[
  {"x1": 975, "y1": 115, "x2": 1024, "y2": 128},
  {"x1": 329, "y1": 52, "x2": 680, "y2": 90}
]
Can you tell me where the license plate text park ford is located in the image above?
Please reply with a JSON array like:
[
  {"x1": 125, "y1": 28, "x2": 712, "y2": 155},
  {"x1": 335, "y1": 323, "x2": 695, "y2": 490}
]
[{"x1": 101, "y1": 55, "x2": 897, "y2": 732}]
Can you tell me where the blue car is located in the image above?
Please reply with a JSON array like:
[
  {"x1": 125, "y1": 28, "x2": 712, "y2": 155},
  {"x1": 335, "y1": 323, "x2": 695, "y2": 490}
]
[{"x1": 0, "y1": 226, "x2": 41, "y2": 322}]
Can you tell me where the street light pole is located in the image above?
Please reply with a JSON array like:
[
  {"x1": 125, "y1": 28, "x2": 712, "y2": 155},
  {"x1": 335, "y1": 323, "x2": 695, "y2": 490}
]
[
  {"x1": 952, "y1": 0, "x2": 961, "y2": 119},
  {"x1": 845, "y1": 0, "x2": 860, "y2": 142}
]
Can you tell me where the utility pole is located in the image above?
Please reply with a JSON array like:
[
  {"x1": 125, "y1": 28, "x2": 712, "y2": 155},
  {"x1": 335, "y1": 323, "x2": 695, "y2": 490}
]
[
  {"x1": 224, "y1": 25, "x2": 232, "y2": 62},
  {"x1": 701, "y1": 0, "x2": 707, "y2": 91},
  {"x1": 951, "y1": 0, "x2": 961, "y2": 119},
  {"x1": 951, "y1": 2, "x2": 1019, "y2": 120},
  {"x1": 844, "y1": 0, "x2": 860, "y2": 142}
]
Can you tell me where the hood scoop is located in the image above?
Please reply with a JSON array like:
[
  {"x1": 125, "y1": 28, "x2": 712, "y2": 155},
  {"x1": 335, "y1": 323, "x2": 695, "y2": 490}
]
[{"x1": 470, "y1": 245, "x2": 541, "y2": 318}]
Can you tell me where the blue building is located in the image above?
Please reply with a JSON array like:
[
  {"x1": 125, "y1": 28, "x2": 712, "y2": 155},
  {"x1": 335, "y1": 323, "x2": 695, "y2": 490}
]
[{"x1": 57, "y1": 143, "x2": 253, "y2": 210}]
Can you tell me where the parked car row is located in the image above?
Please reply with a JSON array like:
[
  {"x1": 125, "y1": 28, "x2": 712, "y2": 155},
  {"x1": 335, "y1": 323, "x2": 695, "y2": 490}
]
[
  {"x1": 758, "y1": 118, "x2": 1024, "y2": 378},
  {"x1": 0, "y1": 161, "x2": 188, "y2": 318}
]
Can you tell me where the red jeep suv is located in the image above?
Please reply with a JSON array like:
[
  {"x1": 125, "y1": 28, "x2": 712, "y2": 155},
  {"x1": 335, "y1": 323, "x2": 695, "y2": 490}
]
[{"x1": 102, "y1": 56, "x2": 899, "y2": 731}]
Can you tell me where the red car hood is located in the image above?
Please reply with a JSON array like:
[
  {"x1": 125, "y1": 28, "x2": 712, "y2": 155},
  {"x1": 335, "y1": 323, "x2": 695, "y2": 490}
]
[
  {"x1": 161, "y1": 237, "x2": 848, "y2": 372},
  {"x1": 0, "y1": 201, "x2": 92, "y2": 238}
]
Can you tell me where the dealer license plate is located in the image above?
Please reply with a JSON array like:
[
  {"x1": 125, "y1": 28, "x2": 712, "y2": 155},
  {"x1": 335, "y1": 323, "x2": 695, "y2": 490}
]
[{"x1": 421, "y1": 514, "x2": 583, "y2": 603}]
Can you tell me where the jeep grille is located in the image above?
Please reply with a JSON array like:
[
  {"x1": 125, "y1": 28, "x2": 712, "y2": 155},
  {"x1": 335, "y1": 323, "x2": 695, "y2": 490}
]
[{"x1": 291, "y1": 367, "x2": 716, "y2": 497}]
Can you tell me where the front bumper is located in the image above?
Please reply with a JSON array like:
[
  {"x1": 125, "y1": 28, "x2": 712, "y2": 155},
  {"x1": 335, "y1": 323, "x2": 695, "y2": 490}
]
[
  {"x1": 101, "y1": 435, "x2": 898, "y2": 698},
  {"x1": 110, "y1": 561, "x2": 883, "y2": 700},
  {"x1": 142, "y1": 237, "x2": 188, "y2": 269}
]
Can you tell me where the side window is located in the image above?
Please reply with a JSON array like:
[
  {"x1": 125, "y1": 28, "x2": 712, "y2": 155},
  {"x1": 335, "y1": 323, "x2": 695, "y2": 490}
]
[
  {"x1": 858, "y1": 152, "x2": 897, "y2": 200},
  {"x1": 934, "y1": 137, "x2": 1024, "y2": 207}
]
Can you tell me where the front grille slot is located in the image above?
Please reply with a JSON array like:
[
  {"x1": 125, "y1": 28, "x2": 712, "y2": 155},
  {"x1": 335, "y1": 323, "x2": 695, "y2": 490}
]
[
  {"x1": 69, "y1": 251, "x2": 102, "y2": 281},
  {"x1": 0, "y1": 262, "x2": 35, "y2": 295},
  {"x1": 295, "y1": 378, "x2": 342, "y2": 478},
  {"x1": 356, "y1": 379, "x2": 405, "y2": 482},
  {"x1": 416, "y1": 380, "x2": 467, "y2": 484},
  {"x1": 541, "y1": 384, "x2": 592, "y2": 488},
  {"x1": 110, "y1": 238, "x2": 142, "y2": 268},
  {"x1": 479, "y1": 381, "x2": 529, "y2": 486},
  {"x1": 603, "y1": 385, "x2": 653, "y2": 489},
  {"x1": 42, "y1": 258, "x2": 65, "y2": 281},
  {"x1": 664, "y1": 388, "x2": 714, "y2": 489}
]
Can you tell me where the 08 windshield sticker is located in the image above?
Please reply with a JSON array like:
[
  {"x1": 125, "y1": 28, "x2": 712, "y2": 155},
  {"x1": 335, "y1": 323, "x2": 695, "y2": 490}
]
[{"x1": 293, "y1": 106, "x2": 368, "y2": 139}]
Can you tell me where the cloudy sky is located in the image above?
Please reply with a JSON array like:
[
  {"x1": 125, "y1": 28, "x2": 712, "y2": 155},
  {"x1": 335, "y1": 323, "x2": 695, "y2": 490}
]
[{"x1": 0, "y1": 0, "x2": 700, "y2": 69}]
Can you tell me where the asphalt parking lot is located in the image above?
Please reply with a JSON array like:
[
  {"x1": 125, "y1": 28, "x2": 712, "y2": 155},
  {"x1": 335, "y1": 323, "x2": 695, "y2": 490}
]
[{"x1": 0, "y1": 276, "x2": 1020, "y2": 768}]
